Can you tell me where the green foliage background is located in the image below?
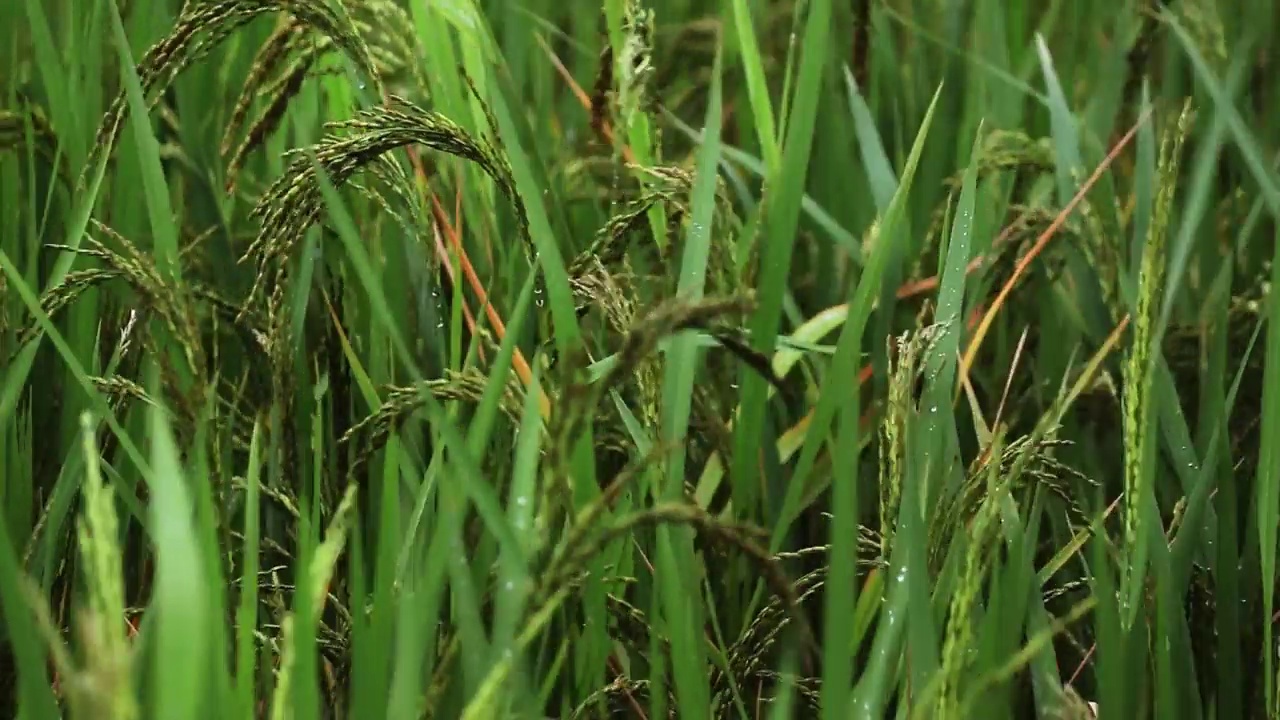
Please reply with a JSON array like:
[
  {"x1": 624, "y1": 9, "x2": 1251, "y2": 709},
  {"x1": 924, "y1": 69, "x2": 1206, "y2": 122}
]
[{"x1": 1, "y1": 0, "x2": 1279, "y2": 717}]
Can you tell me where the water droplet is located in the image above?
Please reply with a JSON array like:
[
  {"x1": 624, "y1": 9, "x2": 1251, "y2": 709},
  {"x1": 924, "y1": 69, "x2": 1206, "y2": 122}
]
[
  {"x1": 504, "y1": 580, "x2": 515, "y2": 592},
  {"x1": 516, "y1": 496, "x2": 529, "y2": 507}
]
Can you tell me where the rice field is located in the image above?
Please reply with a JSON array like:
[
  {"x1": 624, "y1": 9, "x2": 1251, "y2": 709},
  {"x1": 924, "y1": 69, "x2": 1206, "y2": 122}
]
[{"x1": 1, "y1": 0, "x2": 1279, "y2": 718}]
